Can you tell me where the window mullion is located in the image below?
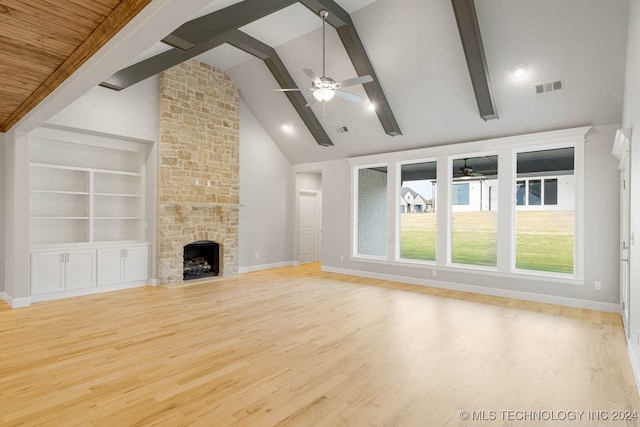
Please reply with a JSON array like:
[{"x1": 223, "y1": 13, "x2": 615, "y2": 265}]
[{"x1": 497, "y1": 150, "x2": 515, "y2": 272}]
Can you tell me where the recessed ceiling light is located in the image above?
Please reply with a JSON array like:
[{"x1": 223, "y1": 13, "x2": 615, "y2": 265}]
[
  {"x1": 512, "y1": 64, "x2": 528, "y2": 78},
  {"x1": 281, "y1": 122, "x2": 293, "y2": 133},
  {"x1": 367, "y1": 102, "x2": 376, "y2": 111}
]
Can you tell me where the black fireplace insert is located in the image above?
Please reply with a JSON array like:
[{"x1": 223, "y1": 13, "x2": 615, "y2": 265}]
[{"x1": 183, "y1": 240, "x2": 219, "y2": 280}]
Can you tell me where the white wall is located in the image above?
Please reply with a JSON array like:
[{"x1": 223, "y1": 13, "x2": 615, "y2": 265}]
[
  {"x1": 297, "y1": 172, "x2": 322, "y2": 191},
  {"x1": 295, "y1": 125, "x2": 621, "y2": 310},
  {"x1": 622, "y1": 0, "x2": 640, "y2": 390},
  {"x1": 3, "y1": 131, "x2": 30, "y2": 306},
  {"x1": 239, "y1": 99, "x2": 294, "y2": 271},
  {"x1": 46, "y1": 77, "x2": 160, "y2": 142},
  {"x1": 0, "y1": 133, "x2": 4, "y2": 294}
]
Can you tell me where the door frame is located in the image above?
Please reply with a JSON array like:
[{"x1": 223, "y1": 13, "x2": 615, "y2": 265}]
[{"x1": 297, "y1": 189, "x2": 322, "y2": 264}]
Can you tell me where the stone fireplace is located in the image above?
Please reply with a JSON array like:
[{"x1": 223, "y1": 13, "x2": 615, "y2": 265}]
[{"x1": 157, "y1": 59, "x2": 239, "y2": 286}]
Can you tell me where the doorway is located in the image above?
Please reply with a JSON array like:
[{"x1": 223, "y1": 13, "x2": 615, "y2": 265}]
[{"x1": 297, "y1": 172, "x2": 322, "y2": 264}]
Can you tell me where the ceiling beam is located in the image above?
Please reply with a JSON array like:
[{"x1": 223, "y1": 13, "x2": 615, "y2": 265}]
[
  {"x1": 101, "y1": 0, "x2": 400, "y2": 143},
  {"x1": 225, "y1": 30, "x2": 333, "y2": 147},
  {"x1": 100, "y1": 30, "x2": 334, "y2": 147},
  {"x1": 162, "y1": 0, "x2": 297, "y2": 50},
  {"x1": 100, "y1": 37, "x2": 229, "y2": 91},
  {"x1": 451, "y1": 0, "x2": 498, "y2": 121},
  {"x1": 299, "y1": 0, "x2": 402, "y2": 137}
]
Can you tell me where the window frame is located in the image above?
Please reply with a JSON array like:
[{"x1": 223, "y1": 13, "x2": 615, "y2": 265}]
[{"x1": 347, "y1": 127, "x2": 587, "y2": 283}]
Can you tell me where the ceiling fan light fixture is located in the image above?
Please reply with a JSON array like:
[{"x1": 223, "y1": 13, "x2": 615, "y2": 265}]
[{"x1": 313, "y1": 87, "x2": 335, "y2": 102}]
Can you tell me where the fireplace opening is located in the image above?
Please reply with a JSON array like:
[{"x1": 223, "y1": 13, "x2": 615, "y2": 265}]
[{"x1": 183, "y1": 240, "x2": 219, "y2": 280}]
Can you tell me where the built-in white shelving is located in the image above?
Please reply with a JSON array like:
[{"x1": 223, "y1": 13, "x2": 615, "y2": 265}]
[{"x1": 29, "y1": 127, "x2": 151, "y2": 302}]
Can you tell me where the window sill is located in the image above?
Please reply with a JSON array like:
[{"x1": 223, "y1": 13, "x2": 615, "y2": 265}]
[{"x1": 350, "y1": 255, "x2": 584, "y2": 286}]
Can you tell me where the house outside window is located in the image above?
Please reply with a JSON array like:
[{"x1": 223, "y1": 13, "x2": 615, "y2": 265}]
[{"x1": 400, "y1": 161, "x2": 437, "y2": 261}]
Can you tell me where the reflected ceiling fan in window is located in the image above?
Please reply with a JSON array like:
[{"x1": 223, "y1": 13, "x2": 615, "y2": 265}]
[
  {"x1": 457, "y1": 158, "x2": 484, "y2": 179},
  {"x1": 275, "y1": 10, "x2": 373, "y2": 108}
]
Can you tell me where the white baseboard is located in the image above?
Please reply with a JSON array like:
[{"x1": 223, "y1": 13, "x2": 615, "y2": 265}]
[
  {"x1": 238, "y1": 261, "x2": 296, "y2": 274},
  {"x1": 321, "y1": 265, "x2": 621, "y2": 313},
  {"x1": 2, "y1": 291, "x2": 32, "y2": 308},
  {"x1": 628, "y1": 341, "x2": 640, "y2": 397},
  {"x1": 147, "y1": 278, "x2": 159, "y2": 287}
]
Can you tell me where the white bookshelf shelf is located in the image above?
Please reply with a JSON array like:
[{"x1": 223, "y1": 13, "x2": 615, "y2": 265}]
[
  {"x1": 30, "y1": 190, "x2": 90, "y2": 195},
  {"x1": 94, "y1": 193, "x2": 141, "y2": 198},
  {"x1": 29, "y1": 129, "x2": 146, "y2": 246}
]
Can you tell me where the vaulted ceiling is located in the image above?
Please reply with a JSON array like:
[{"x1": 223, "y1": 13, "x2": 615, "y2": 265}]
[
  {"x1": 0, "y1": 0, "x2": 153, "y2": 132},
  {"x1": 1, "y1": 0, "x2": 630, "y2": 165}
]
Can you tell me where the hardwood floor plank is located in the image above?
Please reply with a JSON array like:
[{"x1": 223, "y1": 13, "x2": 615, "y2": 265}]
[{"x1": 0, "y1": 263, "x2": 638, "y2": 425}]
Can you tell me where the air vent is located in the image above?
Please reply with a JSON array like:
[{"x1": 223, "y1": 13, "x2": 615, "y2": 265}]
[
  {"x1": 534, "y1": 79, "x2": 563, "y2": 94},
  {"x1": 335, "y1": 125, "x2": 349, "y2": 134}
]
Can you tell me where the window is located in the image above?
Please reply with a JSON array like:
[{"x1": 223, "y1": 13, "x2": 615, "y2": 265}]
[
  {"x1": 451, "y1": 156, "x2": 498, "y2": 267},
  {"x1": 516, "y1": 178, "x2": 559, "y2": 206},
  {"x1": 516, "y1": 181, "x2": 525, "y2": 205},
  {"x1": 357, "y1": 166, "x2": 387, "y2": 257},
  {"x1": 528, "y1": 180, "x2": 541, "y2": 205},
  {"x1": 452, "y1": 183, "x2": 469, "y2": 205},
  {"x1": 544, "y1": 179, "x2": 558, "y2": 205},
  {"x1": 350, "y1": 127, "x2": 585, "y2": 280},
  {"x1": 400, "y1": 161, "x2": 436, "y2": 261},
  {"x1": 516, "y1": 148, "x2": 574, "y2": 274}
]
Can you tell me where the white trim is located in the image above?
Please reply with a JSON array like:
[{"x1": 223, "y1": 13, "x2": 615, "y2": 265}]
[
  {"x1": 347, "y1": 126, "x2": 592, "y2": 166},
  {"x1": 322, "y1": 265, "x2": 618, "y2": 313},
  {"x1": 238, "y1": 261, "x2": 297, "y2": 274},
  {"x1": 147, "y1": 278, "x2": 159, "y2": 287},
  {"x1": 627, "y1": 343, "x2": 640, "y2": 397},
  {"x1": 30, "y1": 281, "x2": 147, "y2": 304},
  {"x1": 2, "y1": 291, "x2": 32, "y2": 308}
]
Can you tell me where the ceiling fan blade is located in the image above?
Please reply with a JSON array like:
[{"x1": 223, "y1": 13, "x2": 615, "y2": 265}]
[
  {"x1": 274, "y1": 88, "x2": 303, "y2": 92},
  {"x1": 337, "y1": 74, "x2": 373, "y2": 88},
  {"x1": 303, "y1": 68, "x2": 322, "y2": 85},
  {"x1": 334, "y1": 90, "x2": 363, "y2": 103}
]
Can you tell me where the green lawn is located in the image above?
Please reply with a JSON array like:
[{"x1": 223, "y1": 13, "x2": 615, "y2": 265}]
[{"x1": 400, "y1": 211, "x2": 574, "y2": 273}]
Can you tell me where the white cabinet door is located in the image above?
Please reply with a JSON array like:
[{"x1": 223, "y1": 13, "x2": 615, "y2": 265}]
[
  {"x1": 31, "y1": 251, "x2": 64, "y2": 295},
  {"x1": 123, "y1": 245, "x2": 148, "y2": 283},
  {"x1": 97, "y1": 247, "x2": 124, "y2": 286},
  {"x1": 65, "y1": 249, "x2": 96, "y2": 290}
]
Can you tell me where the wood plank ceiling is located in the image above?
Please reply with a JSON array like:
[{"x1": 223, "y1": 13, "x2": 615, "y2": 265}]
[{"x1": 0, "y1": 0, "x2": 153, "y2": 132}]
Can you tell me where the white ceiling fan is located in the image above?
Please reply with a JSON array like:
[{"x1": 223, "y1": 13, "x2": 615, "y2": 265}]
[{"x1": 275, "y1": 9, "x2": 373, "y2": 107}]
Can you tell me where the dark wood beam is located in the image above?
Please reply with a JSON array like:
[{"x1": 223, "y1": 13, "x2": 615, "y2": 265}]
[
  {"x1": 162, "y1": 0, "x2": 297, "y2": 50},
  {"x1": 226, "y1": 30, "x2": 333, "y2": 147},
  {"x1": 451, "y1": 0, "x2": 498, "y2": 121},
  {"x1": 299, "y1": 0, "x2": 402, "y2": 136},
  {"x1": 100, "y1": 37, "x2": 229, "y2": 91}
]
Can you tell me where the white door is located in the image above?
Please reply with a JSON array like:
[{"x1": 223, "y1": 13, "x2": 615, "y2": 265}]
[
  {"x1": 97, "y1": 247, "x2": 124, "y2": 286},
  {"x1": 65, "y1": 249, "x2": 96, "y2": 290},
  {"x1": 621, "y1": 163, "x2": 631, "y2": 337},
  {"x1": 123, "y1": 245, "x2": 149, "y2": 283},
  {"x1": 298, "y1": 191, "x2": 320, "y2": 264},
  {"x1": 31, "y1": 251, "x2": 64, "y2": 295}
]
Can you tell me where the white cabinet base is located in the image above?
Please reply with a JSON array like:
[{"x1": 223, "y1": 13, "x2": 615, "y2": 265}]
[{"x1": 30, "y1": 243, "x2": 149, "y2": 303}]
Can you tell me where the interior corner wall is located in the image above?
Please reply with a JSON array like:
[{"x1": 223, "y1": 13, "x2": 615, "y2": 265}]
[
  {"x1": 622, "y1": 0, "x2": 640, "y2": 389},
  {"x1": 297, "y1": 125, "x2": 621, "y2": 307},
  {"x1": 4, "y1": 131, "x2": 30, "y2": 302},
  {"x1": 239, "y1": 99, "x2": 293, "y2": 270},
  {"x1": 0, "y1": 132, "x2": 5, "y2": 294}
]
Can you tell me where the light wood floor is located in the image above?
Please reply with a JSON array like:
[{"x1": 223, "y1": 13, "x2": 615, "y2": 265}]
[{"x1": 1, "y1": 263, "x2": 638, "y2": 426}]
